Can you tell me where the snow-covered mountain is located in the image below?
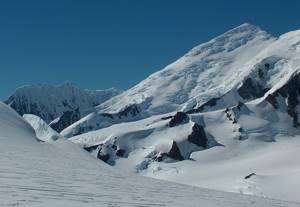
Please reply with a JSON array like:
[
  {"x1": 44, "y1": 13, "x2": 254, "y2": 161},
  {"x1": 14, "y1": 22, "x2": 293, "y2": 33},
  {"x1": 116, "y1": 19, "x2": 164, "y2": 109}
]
[
  {"x1": 5, "y1": 82, "x2": 121, "y2": 132},
  {"x1": 2, "y1": 102, "x2": 294, "y2": 207},
  {"x1": 4, "y1": 22, "x2": 300, "y2": 205},
  {"x1": 62, "y1": 23, "x2": 300, "y2": 203},
  {"x1": 63, "y1": 23, "x2": 300, "y2": 137}
]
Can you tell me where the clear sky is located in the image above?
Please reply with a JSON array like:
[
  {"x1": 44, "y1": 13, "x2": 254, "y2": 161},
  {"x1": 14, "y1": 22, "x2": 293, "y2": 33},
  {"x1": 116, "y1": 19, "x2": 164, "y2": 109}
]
[{"x1": 1, "y1": 0, "x2": 300, "y2": 99}]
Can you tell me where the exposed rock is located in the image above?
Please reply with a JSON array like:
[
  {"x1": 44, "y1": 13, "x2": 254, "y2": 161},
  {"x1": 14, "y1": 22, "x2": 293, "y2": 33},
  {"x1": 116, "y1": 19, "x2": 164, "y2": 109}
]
[
  {"x1": 84, "y1": 144, "x2": 100, "y2": 152},
  {"x1": 101, "y1": 113, "x2": 113, "y2": 119},
  {"x1": 161, "y1": 115, "x2": 173, "y2": 120},
  {"x1": 97, "y1": 152, "x2": 110, "y2": 163},
  {"x1": 116, "y1": 149, "x2": 126, "y2": 157},
  {"x1": 237, "y1": 78, "x2": 269, "y2": 100},
  {"x1": 265, "y1": 73, "x2": 300, "y2": 127},
  {"x1": 244, "y1": 173, "x2": 256, "y2": 179},
  {"x1": 167, "y1": 141, "x2": 184, "y2": 161},
  {"x1": 118, "y1": 104, "x2": 139, "y2": 119},
  {"x1": 155, "y1": 141, "x2": 184, "y2": 162},
  {"x1": 49, "y1": 109, "x2": 80, "y2": 132},
  {"x1": 187, "y1": 97, "x2": 221, "y2": 114},
  {"x1": 169, "y1": 112, "x2": 189, "y2": 127},
  {"x1": 187, "y1": 123, "x2": 208, "y2": 148}
]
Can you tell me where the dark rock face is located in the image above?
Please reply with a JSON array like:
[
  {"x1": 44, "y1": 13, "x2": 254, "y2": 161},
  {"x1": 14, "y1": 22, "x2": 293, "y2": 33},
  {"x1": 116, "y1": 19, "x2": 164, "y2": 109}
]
[
  {"x1": 237, "y1": 78, "x2": 269, "y2": 100},
  {"x1": 155, "y1": 141, "x2": 184, "y2": 162},
  {"x1": 83, "y1": 144, "x2": 100, "y2": 152},
  {"x1": 116, "y1": 149, "x2": 126, "y2": 157},
  {"x1": 244, "y1": 173, "x2": 256, "y2": 179},
  {"x1": 161, "y1": 115, "x2": 173, "y2": 120},
  {"x1": 169, "y1": 112, "x2": 189, "y2": 127},
  {"x1": 118, "y1": 104, "x2": 139, "y2": 119},
  {"x1": 265, "y1": 73, "x2": 300, "y2": 127},
  {"x1": 97, "y1": 151, "x2": 110, "y2": 163},
  {"x1": 49, "y1": 109, "x2": 80, "y2": 132},
  {"x1": 187, "y1": 97, "x2": 221, "y2": 114},
  {"x1": 101, "y1": 113, "x2": 114, "y2": 119},
  {"x1": 187, "y1": 123, "x2": 208, "y2": 148},
  {"x1": 167, "y1": 141, "x2": 184, "y2": 161}
]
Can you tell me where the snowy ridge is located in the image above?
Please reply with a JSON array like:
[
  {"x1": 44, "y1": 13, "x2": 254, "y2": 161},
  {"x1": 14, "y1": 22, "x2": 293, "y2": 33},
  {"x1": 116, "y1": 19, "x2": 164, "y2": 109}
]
[
  {"x1": 23, "y1": 114, "x2": 63, "y2": 142},
  {"x1": 5, "y1": 82, "x2": 121, "y2": 131}
]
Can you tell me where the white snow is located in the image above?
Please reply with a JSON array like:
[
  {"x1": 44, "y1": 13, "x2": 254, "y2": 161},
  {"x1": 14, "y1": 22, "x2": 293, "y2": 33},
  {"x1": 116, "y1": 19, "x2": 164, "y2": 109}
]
[
  {"x1": 1, "y1": 102, "x2": 296, "y2": 206},
  {"x1": 23, "y1": 114, "x2": 63, "y2": 142}
]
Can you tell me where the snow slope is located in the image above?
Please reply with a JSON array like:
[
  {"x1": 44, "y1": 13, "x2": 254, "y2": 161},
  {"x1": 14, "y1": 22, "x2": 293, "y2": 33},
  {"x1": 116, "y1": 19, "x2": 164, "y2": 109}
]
[
  {"x1": 23, "y1": 114, "x2": 63, "y2": 142},
  {"x1": 2, "y1": 102, "x2": 296, "y2": 206}
]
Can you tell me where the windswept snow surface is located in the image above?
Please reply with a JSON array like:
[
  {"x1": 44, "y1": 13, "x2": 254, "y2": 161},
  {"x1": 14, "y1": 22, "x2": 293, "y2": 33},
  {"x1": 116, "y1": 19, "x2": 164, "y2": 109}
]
[{"x1": 1, "y1": 102, "x2": 297, "y2": 206}]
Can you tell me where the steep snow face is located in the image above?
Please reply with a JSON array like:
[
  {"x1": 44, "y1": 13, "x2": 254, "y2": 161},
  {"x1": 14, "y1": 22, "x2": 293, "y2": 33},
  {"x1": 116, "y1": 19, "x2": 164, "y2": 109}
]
[
  {"x1": 1, "y1": 102, "x2": 295, "y2": 206},
  {"x1": 97, "y1": 23, "x2": 275, "y2": 115},
  {"x1": 23, "y1": 114, "x2": 63, "y2": 142},
  {"x1": 5, "y1": 82, "x2": 121, "y2": 131}
]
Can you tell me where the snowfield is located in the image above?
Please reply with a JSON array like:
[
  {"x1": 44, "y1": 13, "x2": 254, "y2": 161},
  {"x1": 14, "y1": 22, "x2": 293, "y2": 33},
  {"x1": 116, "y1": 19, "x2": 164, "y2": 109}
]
[
  {"x1": 2, "y1": 102, "x2": 298, "y2": 207},
  {"x1": 71, "y1": 97, "x2": 300, "y2": 203}
]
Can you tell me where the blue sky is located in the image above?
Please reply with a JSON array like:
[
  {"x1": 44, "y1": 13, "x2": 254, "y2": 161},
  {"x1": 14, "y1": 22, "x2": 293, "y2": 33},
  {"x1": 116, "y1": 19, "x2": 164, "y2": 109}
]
[{"x1": 1, "y1": 0, "x2": 300, "y2": 99}]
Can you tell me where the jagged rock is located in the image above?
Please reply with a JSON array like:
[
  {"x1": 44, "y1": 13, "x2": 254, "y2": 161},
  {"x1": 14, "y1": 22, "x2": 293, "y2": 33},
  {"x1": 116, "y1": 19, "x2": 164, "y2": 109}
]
[
  {"x1": 116, "y1": 149, "x2": 126, "y2": 157},
  {"x1": 167, "y1": 141, "x2": 184, "y2": 161},
  {"x1": 237, "y1": 78, "x2": 269, "y2": 100},
  {"x1": 265, "y1": 73, "x2": 300, "y2": 127},
  {"x1": 187, "y1": 123, "x2": 208, "y2": 148},
  {"x1": 169, "y1": 112, "x2": 188, "y2": 127},
  {"x1": 118, "y1": 105, "x2": 139, "y2": 119},
  {"x1": 50, "y1": 109, "x2": 80, "y2": 132},
  {"x1": 155, "y1": 141, "x2": 184, "y2": 162},
  {"x1": 97, "y1": 152, "x2": 110, "y2": 163}
]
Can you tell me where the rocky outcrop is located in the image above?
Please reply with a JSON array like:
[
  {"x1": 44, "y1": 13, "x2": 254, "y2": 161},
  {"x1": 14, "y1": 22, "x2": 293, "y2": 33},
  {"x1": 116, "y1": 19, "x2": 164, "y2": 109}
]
[
  {"x1": 237, "y1": 78, "x2": 269, "y2": 100},
  {"x1": 168, "y1": 112, "x2": 189, "y2": 127},
  {"x1": 118, "y1": 104, "x2": 139, "y2": 119},
  {"x1": 187, "y1": 123, "x2": 208, "y2": 148},
  {"x1": 187, "y1": 97, "x2": 221, "y2": 114},
  {"x1": 49, "y1": 109, "x2": 81, "y2": 132},
  {"x1": 154, "y1": 141, "x2": 184, "y2": 162},
  {"x1": 244, "y1": 173, "x2": 256, "y2": 179},
  {"x1": 265, "y1": 72, "x2": 300, "y2": 127}
]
